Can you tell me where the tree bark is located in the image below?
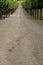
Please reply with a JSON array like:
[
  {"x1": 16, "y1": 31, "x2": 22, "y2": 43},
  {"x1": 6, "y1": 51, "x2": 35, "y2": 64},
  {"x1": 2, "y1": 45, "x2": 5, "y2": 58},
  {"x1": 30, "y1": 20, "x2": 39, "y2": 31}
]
[
  {"x1": 35, "y1": 9, "x2": 36, "y2": 19},
  {"x1": 40, "y1": 9, "x2": 42, "y2": 20},
  {"x1": 32, "y1": 9, "x2": 34, "y2": 17},
  {"x1": 37, "y1": 9, "x2": 39, "y2": 19},
  {"x1": 30, "y1": 9, "x2": 32, "y2": 16}
]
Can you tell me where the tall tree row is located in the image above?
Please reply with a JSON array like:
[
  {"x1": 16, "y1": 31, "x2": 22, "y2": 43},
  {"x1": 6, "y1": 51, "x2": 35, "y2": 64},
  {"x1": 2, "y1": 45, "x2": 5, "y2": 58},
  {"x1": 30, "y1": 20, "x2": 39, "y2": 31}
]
[
  {"x1": 0, "y1": 0, "x2": 18, "y2": 18},
  {"x1": 22, "y1": 0, "x2": 43, "y2": 20}
]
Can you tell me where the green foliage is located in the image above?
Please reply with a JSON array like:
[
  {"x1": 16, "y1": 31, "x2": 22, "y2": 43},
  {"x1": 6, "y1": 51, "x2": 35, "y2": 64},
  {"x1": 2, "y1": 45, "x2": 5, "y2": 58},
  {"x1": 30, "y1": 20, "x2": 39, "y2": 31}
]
[
  {"x1": 22, "y1": 0, "x2": 32, "y2": 10},
  {"x1": 22, "y1": 0, "x2": 43, "y2": 9},
  {"x1": 32, "y1": 0, "x2": 38, "y2": 9},
  {"x1": 25, "y1": 0, "x2": 32, "y2": 9},
  {"x1": 8, "y1": 0, "x2": 18, "y2": 9},
  {"x1": 0, "y1": 0, "x2": 18, "y2": 11},
  {"x1": 22, "y1": 0, "x2": 43, "y2": 20},
  {"x1": 23, "y1": 0, "x2": 43, "y2": 9}
]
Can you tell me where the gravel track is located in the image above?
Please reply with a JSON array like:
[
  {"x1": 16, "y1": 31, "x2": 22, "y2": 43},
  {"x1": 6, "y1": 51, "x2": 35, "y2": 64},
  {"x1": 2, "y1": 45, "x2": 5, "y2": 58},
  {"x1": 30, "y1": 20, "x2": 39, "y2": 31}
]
[{"x1": 0, "y1": 4, "x2": 43, "y2": 65}]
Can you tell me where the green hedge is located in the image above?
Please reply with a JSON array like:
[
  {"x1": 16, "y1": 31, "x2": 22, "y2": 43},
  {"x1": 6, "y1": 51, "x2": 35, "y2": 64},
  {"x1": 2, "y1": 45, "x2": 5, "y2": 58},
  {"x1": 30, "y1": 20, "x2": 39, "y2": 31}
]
[
  {"x1": 22, "y1": 0, "x2": 39, "y2": 9},
  {"x1": 22, "y1": 0, "x2": 32, "y2": 10},
  {"x1": 0, "y1": 0, "x2": 18, "y2": 11},
  {"x1": 22, "y1": 0, "x2": 43, "y2": 20}
]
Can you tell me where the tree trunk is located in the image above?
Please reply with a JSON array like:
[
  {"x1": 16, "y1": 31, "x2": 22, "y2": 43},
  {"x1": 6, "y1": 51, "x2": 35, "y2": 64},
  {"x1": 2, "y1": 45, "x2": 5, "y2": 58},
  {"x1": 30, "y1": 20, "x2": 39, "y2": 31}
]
[
  {"x1": 35, "y1": 9, "x2": 36, "y2": 19},
  {"x1": 30, "y1": 9, "x2": 32, "y2": 16},
  {"x1": 37, "y1": 9, "x2": 39, "y2": 19},
  {"x1": 32, "y1": 9, "x2": 34, "y2": 17},
  {"x1": 0, "y1": 11, "x2": 2, "y2": 19},
  {"x1": 40, "y1": 9, "x2": 42, "y2": 20}
]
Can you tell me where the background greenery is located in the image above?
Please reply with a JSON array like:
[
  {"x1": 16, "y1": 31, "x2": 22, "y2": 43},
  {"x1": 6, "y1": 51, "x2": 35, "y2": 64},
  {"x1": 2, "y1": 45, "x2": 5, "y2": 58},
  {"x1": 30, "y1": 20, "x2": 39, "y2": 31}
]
[
  {"x1": 22, "y1": 0, "x2": 43, "y2": 20},
  {"x1": 0, "y1": 0, "x2": 18, "y2": 18}
]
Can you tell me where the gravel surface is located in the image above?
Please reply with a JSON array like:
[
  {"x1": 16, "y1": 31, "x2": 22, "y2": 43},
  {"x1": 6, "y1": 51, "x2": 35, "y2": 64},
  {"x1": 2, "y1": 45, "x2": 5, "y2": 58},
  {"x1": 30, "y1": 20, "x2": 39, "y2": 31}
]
[{"x1": 0, "y1": 4, "x2": 43, "y2": 65}]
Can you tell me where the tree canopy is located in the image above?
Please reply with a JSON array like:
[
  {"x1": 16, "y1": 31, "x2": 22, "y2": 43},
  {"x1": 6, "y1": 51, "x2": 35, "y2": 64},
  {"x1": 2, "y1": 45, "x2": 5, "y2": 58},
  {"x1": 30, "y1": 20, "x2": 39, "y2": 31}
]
[
  {"x1": 0, "y1": 0, "x2": 18, "y2": 11},
  {"x1": 22, "y1": 0, "x2": 43, "y2": 9}
]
